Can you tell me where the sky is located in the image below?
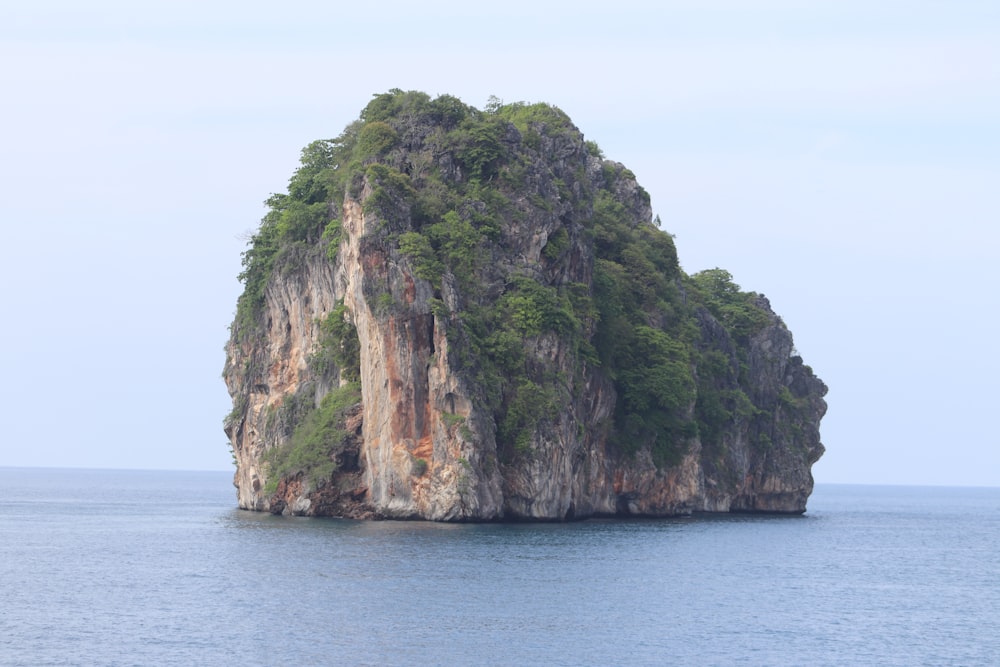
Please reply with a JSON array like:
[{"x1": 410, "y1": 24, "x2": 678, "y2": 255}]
[{"x1": 1, "y1": 0, "x2": 997, "y2": 486}]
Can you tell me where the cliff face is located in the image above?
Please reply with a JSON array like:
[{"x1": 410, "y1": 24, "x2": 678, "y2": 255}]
[{"x1": 223, "y1": 91, "x2": 826, "y2": 520}]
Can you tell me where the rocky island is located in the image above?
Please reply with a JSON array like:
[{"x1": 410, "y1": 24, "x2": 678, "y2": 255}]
[{"x1": 223, "y1": 90, "x2": 827, "y2": 520}]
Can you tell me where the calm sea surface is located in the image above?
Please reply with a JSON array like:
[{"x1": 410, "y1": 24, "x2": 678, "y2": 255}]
[{"x1": 1, "y1": 468, "x2": 998, "y2": 666}]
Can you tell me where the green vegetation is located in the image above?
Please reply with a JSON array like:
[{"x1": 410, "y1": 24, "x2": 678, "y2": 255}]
[
  {"x1": 356, "y1": 121, "x2": 399, "y2": 158},
  {"x1": 694, "y1": 349, "x2": 759, "y2": 455},
  {"x1": 235, "y1": 89, "x2": 779, "y2": 472},
  {"x1": 311, "y1": 300, "x2": 361, "y2": 382},
  {"x1": 690, "y1": 269, "x2": 770, "y2": 343},
  {"x1": 499, "y1": 379, "x2": 559, "y2": 454},
  {"x1": 264, "y1": 382, "x2": 361, "y2": 494},
  {"x1": 399, "y1": 210, "x2": 484, "y2": 288},
  {"x1": 412, "y1": 457, "x2": 428, "y2": 477},
  {"x1": 362, "y1": 163, "x2": 415, "y2": 228},
  {"x1": 495, "y1": 101, "x2": 576, "y2": 149},
  {"x1": 441, "y1": 412, "x2": 466, "y2": 429},
  {"x1": 398, "y1": 231, "x2": 443, "y2": 283},
  {"x1": 235, "y1": 137, "x2": 353, "y2": 334}
]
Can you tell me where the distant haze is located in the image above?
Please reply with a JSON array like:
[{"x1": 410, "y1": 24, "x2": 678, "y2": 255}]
[{"x1": 1, "y1": 1, "x2": 997, "y2": 486}]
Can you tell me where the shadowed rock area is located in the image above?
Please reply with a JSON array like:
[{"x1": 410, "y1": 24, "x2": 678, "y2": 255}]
[{"x1": 223, "y1": 90, "x2": 827, "y2": 520}]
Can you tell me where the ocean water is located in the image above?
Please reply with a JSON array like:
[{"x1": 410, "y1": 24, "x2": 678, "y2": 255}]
[{"x1": 1, "y1": 468, "x2": 998, "y2": 666}]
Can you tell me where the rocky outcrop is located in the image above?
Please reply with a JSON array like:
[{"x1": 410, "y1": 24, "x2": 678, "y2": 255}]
[{"x1": 223, "y1": 91, "x2": 826, "y2": 520}]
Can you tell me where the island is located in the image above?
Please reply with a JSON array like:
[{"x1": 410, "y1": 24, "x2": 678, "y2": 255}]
[{"x1": 223, "y1": 90, "x2": 827, "y2": 520}]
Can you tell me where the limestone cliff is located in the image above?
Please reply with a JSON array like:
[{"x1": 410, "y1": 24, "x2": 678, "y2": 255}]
[{"x1": 223, "y1": 90, "x2": 827, "y2": 520}]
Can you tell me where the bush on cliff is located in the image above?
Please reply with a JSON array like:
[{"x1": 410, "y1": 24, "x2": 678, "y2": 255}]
[{"x1": 263, "y1": 382, "x2": 361, "y2": 494}]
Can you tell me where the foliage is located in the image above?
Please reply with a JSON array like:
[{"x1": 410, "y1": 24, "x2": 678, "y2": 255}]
[
  {"x1": 454, "y1": 117, "x2": 505, "y2": 182},
  {"x1": 362, "y1": 164, "x2": 415, "y2": 227},
  {"x1": 322, "y1": 217, "x2": 343, "y2": 262},
  {"x1": 495, "y1": 102, "x2": 576, "y2": 149},
  {"x1": 234, "y1": 131, "x2": 359, "y2": 335},
  {"x1": 542, "y1": 227, "x2": 569, "y2": 261},
  {"x1": 356, "y1": 121, "x2": 398, "y2": 159},
  {"x1": 312, "y1": 300, "x2": 361, "y2": 382},
  {"x1": 426, "y1": 211, "x2": 482, "y2": 287},
  {"x1": 495, "y1": 276, "x2": 578, "y2": 338},
  {"x1": 694, "y1": 349, "x2": 758, "y2": 450},
  {"x1": 265, "y1": 382, "x2": 361, "y2": 492},
  {"x1": 690, "y1": 269, "x2": 770, "y2": 342},
  {"x1": 412, "y1": 457, "x2": 428, "y2": 477},
  {"x1": 584, "y1": 140, "x2": 604, "y2": 158},
  {"x1": 398, "y1": 231, "x2": 444, "y2": 284},
  {"x1": 374, "y1": 292, "x2": 395, "y2": 315},
  {"x1": 778, "y1": 385, "x2": 808, "y2": 411},
  {"x1": 612, "y1": 326, "x2": 696, "y2": 464},
  {"x1": 441, "y1": 412, "x2": 466, "y2": 428},
  {"x1": 499, "y1": 379, "x2": 558, "y2": 455}
]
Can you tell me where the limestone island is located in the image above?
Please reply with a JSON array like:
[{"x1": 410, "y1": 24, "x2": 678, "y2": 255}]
[{"x1": 223, "y1": 90, "x2": 827, "y2": 520}]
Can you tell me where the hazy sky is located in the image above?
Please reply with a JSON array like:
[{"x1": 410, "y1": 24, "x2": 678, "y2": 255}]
[{"x1": 1, "y1": 1, "x2": 997, "y2": 485}]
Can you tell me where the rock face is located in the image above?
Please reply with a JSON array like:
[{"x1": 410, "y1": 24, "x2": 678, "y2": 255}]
[{"x1": 223, "y1": 91, "x2": 827, "y2": 520}]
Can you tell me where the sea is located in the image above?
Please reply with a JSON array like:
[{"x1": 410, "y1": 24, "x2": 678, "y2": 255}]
[{"x1": 1, "y1": 468, "x2": 997, "y2": 666}]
